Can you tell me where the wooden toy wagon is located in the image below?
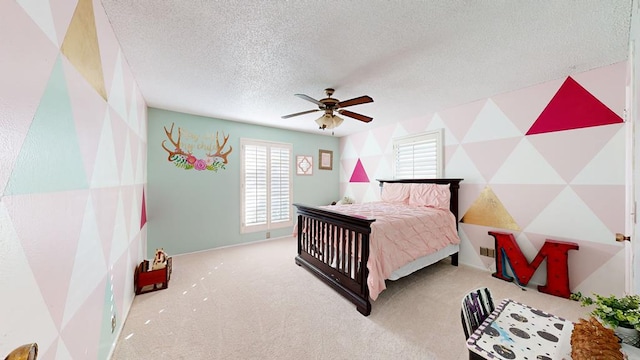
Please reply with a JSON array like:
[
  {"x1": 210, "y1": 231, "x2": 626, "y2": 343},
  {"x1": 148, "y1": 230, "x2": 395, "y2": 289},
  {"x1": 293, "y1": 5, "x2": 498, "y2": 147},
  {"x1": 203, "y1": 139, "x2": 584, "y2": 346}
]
[{"x1": 134, "y1": 257, "x2": 172, "y2": 295}]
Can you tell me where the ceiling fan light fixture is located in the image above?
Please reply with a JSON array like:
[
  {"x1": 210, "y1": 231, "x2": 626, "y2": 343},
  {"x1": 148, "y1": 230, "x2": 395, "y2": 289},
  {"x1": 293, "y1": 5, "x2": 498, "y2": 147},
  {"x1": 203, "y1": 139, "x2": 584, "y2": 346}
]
[
  {"x1": 315, "y1": 113, "x2": 343, "y2": 130},
  {"x1": 282, "y1": 88, "x2": 372, "y2": 130}
]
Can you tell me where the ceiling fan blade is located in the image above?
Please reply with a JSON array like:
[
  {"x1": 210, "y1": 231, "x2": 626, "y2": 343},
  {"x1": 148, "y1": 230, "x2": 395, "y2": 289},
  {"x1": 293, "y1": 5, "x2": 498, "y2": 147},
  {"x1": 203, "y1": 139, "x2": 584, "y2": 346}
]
[
  {"x1": 338, "y1": 109, "x2": 373, "y2": 123},
  {"x1": 295, "y1": 94, "x2": 325, "y2": 107},
  {"x1": 337, "y1": 95, "x2": 373, "y2": 108},
  {"x1": 281, "y1": 109, "x2": 320, "y2": 119}
]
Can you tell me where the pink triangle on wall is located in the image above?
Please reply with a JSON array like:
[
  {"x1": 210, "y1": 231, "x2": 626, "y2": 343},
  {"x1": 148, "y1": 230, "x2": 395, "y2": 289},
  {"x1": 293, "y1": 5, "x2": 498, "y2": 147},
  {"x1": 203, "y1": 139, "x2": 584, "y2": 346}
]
[
  {"x1": 491, "y1": 77, "x2": 562, "y2": 135},
  {"x1": 4, "y1": 190, "x2": 88, "y2": 329},
  {"x1": 91, "y1": 187, "x2": 119, "y2": 265},
  {"x1": 371, "y1": 123, "x2": 397, "y2": 153},
  {"x1": 571, "y1": 184, "x2": 625, "y2": 234},
  {"x1": 60, "y1": 278, "x2": 105, "y2": 360},
  {"x1": 526, "y1": 77, "x2": 623, "y2": 135},
  {"x1": 109, "y1": 108, "x2": 127, "y2": 171},
  {"x1": 525, "y1": 232, "x2": 620, "y2": 291},
  {"x1": 120, "y1": 185, "x2": 133, "y2": 238},
  {"x1": 112, "y1": 249, "x2": 129, "y2": 329},
  {"x1": 63, "y1": 57, "x2": 107, "y2": 185},
  {"x1": 438, "y1": 98, "x2": 486, "y2": 141},
  {"x1": 140, "y1": 188, "x2": 147, "y2": 229},
  {"x1": 527, "y1": 125, "x2": 619, "y2": 183},
  {"x1": 349, "y1": 159, "x2": 370, "y2": 183}
]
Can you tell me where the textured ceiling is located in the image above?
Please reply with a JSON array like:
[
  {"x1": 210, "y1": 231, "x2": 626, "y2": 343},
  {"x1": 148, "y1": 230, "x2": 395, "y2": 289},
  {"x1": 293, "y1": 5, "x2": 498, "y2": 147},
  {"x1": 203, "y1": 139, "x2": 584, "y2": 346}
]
[{"x1": 101, "y1": 1, "x2": 632, "y2": 137}]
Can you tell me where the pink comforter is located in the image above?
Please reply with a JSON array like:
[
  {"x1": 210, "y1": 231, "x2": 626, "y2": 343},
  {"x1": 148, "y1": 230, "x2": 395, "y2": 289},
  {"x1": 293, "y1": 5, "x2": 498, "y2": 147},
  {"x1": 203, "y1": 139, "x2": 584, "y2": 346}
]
[{"x1": 321, "y1": 202, "x2": 461, "y2": 300}]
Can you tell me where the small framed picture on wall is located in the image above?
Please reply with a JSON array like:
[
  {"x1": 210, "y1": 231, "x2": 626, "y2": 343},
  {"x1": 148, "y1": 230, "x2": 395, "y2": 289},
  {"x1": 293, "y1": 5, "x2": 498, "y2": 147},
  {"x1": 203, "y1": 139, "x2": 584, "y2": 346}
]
[
  {"x1": 296, "y1": 155, "x2": 313, "y2": 175},
  {"x1": 319, "y1": 149, "x2": 333, "y2": 170}
]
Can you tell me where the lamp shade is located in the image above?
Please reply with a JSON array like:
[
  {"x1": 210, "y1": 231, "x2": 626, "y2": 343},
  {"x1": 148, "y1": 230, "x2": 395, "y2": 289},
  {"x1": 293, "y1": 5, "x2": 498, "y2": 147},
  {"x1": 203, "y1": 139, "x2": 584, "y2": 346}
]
[{"x1": 315, "y1": 114, "x2": 344, "y2": 129}]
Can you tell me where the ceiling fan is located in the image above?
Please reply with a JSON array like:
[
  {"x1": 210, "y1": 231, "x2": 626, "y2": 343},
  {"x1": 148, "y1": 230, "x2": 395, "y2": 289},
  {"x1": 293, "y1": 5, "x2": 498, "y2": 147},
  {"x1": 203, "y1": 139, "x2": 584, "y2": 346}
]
[{"x1": 281, "y1": 88, "x2": 373, "y2": 130}]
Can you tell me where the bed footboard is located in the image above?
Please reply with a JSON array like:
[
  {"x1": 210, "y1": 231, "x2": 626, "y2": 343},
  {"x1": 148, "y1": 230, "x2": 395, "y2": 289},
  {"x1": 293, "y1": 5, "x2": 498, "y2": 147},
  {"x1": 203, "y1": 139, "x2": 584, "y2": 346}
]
[{"x1": 293, "y1": 203, "x2": 375, "y2": 316}]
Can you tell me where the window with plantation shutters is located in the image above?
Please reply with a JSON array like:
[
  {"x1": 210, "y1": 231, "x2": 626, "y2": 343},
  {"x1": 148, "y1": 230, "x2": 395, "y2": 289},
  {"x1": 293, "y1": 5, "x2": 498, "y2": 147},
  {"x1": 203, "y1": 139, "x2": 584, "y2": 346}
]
[
  {"x1": 393, "y1": 129, "x2": 443, "y2": 179},
  {"x1": 241, "y1": 139, "x2": 293, "y2": 233}
]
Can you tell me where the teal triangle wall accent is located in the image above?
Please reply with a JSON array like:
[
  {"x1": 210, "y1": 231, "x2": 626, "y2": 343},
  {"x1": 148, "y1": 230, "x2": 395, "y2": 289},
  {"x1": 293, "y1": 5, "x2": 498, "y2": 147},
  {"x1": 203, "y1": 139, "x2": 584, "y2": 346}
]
[{"x1": 4, "y1": 56, "x2": 89, "y2": 195}]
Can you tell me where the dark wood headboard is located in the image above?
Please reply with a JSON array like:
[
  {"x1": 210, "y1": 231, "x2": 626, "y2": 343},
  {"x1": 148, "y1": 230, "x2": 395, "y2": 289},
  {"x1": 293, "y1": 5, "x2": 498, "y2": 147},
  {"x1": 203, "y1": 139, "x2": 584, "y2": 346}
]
[{"x1": 377, "y1": 178, "x2": 463, "y2": 223}]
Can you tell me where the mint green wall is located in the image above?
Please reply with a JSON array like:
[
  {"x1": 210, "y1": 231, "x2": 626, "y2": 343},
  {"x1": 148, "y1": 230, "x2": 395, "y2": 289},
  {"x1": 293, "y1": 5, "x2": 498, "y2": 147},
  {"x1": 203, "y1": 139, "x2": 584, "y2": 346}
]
[{"x1": 147, "y1": 108, "x2": 340, "y2": 256}]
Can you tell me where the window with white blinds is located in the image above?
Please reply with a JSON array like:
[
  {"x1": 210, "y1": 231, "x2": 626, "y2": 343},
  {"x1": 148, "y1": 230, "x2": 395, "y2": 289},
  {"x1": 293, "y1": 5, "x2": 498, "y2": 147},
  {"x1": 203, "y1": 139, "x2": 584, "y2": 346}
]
[
  {"x1": 393, "y1": 129, "x2": 443, "y2": 179},
  {"x1": 241, "y1": 139, "x2": 293, "y2": 233}
]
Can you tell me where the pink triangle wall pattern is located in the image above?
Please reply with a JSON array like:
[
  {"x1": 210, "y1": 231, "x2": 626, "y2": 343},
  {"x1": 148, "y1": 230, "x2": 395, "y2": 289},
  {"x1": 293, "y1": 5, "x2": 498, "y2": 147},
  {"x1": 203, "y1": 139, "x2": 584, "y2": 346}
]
[
  {"x1": 526, "y1": 76, "x2": 622, "y2": 135},
  {"x1": 350, "y1": 159, "x2": 370, "y2": 183}
]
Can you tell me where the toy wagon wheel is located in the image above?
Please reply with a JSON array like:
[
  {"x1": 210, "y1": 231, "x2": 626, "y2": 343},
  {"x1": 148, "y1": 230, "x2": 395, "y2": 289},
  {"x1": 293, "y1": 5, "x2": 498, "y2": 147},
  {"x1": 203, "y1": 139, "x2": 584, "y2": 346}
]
[{"x1": 134, "y1": 264, "x2": 140, "y2": 294}]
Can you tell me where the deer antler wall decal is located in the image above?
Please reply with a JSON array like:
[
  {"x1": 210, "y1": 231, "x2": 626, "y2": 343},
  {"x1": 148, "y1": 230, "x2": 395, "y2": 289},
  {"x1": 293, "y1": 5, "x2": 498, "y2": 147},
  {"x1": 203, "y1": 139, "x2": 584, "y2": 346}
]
[
  {"x1": 206, "y1": 131, "x2": 233, "y2": 164},
  {"x1": 161, "y1": 123, "x2": 185, "y2": 161},
  {"x1": 161, "y1": 123, "x2": 233, "y2": 172}
]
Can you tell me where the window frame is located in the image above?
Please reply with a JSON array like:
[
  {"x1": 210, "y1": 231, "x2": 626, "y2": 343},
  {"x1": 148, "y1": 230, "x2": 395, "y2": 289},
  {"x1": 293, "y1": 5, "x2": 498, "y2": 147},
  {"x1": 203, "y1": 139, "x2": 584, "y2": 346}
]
[
  {"x1": 392, "y1": 129, "x2": 444, "y2": 179},
  {"x1": 240, "y1": 138, "x2": 293, "y2": 234}
]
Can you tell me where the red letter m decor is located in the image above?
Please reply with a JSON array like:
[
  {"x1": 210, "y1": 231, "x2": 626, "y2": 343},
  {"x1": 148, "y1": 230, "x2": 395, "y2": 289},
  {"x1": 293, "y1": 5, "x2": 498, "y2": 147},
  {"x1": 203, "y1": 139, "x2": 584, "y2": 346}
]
[{"x1": 488, "y1": 231, "x2": 579, "y2": 298}]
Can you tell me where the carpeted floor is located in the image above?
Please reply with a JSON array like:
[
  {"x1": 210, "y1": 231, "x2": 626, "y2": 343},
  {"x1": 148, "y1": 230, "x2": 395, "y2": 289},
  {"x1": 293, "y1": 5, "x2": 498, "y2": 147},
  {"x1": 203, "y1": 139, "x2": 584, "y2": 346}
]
[{"x1": 111, "y1": 236, "x2": 587, "y2": 360}]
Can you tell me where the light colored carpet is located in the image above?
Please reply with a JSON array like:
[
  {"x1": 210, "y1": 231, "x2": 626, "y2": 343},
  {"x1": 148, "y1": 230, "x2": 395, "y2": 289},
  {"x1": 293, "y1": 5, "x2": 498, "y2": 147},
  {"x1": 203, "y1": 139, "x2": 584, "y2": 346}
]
[{"x1": 111, "y1": 236, "x2": 587, "y2": 360}]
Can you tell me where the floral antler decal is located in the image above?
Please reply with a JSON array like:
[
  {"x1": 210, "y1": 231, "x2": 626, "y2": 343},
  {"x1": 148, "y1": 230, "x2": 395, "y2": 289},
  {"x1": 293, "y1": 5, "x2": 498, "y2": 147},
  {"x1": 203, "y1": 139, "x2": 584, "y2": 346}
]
[
  {"x1": 161, "y1": 123, "x2": 185, "y2": 160},
  {"x1": 207, "y1": 131, "x2": 233, "y2": 165},
  {"x1": 161, "y1": 123, "x2": 232, "y2": 172}
]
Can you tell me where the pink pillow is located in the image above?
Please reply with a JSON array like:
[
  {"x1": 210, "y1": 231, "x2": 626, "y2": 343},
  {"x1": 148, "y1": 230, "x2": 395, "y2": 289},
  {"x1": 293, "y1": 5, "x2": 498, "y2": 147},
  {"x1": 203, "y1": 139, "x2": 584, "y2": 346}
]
[
  {"x1": 409, "y1": 183, "x2": 450, "y2": 209},
  {"x1": 380, "y1": 183, "x2": 411, "y2": 203}
]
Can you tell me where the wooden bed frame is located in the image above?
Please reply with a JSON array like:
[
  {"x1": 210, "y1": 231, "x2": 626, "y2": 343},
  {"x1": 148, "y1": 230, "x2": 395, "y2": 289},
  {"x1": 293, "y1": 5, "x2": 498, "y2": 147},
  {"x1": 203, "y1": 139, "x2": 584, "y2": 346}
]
[{"x1": 293, "y1": 178, "x2": 463, "y2": 316}]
